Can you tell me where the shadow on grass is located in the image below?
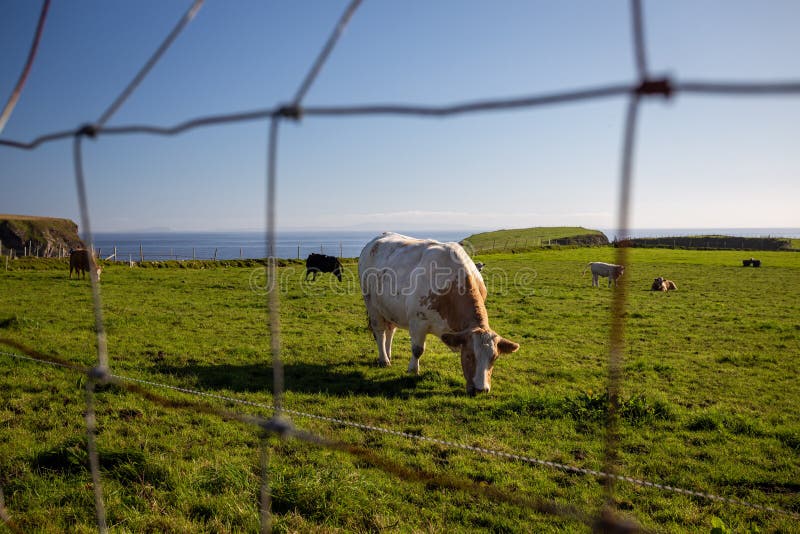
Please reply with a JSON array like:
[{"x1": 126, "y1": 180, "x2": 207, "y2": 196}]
[{"x1": 150, "y1": 361, "x2": 453, "y2": 399}]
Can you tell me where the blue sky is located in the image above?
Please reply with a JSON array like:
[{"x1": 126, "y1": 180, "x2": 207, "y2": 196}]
[{"x1": 1, "y1": 1, "x2": 798, "y2": 232}]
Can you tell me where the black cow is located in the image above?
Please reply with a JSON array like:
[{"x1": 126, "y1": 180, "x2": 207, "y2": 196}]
[{"x1": 305, "y1": 253, "x2": 343, "y2": 281}]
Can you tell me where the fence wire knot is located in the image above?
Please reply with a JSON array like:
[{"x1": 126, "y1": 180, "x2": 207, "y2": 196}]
[
  {"x1": 260, "y1": 416, "x2": 294, "y2": 438},
  {"x1": 88, "y1": 364, "x2": 110, "y2": 384},
  {"x1": 76, "y1": 123, "x2": 99, "y2": 139},
  {"x1": 636, "y1": 78, "x2": 673, "y2": 98},
  {"x1": 275, "y1": 105, "x2": 303, "y2": 121}
]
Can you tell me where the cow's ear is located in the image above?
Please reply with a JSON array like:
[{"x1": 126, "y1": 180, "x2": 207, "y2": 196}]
[
  {"x1": 441, "y1": 332, "x2": 467, "y2": 349},
  {"x1": 497, "y1": 338, "x2": 520, "y2": 355}
]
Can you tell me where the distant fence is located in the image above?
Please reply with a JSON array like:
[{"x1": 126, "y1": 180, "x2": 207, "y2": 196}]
[{"x1": 616, "y1": 235, "x2": 794, "y2": 251}]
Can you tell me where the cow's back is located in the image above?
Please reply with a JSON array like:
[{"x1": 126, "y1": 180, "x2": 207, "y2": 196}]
[{"x1": 359, "y1": 232, "x2": 485, "y2": 332}]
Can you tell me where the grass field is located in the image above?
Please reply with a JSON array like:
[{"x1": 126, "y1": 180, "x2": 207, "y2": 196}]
[{"x1": 1, "y1": 247, "x2": 798, "y2": 532}]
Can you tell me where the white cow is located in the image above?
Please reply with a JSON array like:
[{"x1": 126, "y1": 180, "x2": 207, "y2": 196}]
[
  {"x1": 583, "y1": 261, "x2": 625, "y2": 287},
  {"x1": 358, "y1": 232, "x2": 519, "y2": 395}
]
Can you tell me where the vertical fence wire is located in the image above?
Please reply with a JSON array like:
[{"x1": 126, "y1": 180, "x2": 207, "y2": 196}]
[
  {"x1": 600, "y1": 1, "x2": 649, "y2": 522},
  {"x1": 0, "y1": 0, "x2": 51, "y2": 135},
  {"x1": 72, "y1": 133, "x2": 110, "y2": 533},
  {"x1": 602, "y1": 94, "x2": 640, "y2": 518},
  {"x1": 292, "y1": 0, "x2": 363, "y2": 106},
  {"x1": 95, "y1": 0, "x2": 205, "y2": 128}
]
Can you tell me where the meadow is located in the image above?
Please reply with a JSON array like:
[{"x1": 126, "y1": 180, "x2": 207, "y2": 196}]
[{"x1": 0, "y1": 247, "x2": 798, "y2": 533}]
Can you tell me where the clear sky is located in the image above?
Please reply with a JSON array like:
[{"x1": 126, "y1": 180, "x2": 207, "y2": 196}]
[{"x1": 1, "y1": 1, "x2": 798, "y2": 233}]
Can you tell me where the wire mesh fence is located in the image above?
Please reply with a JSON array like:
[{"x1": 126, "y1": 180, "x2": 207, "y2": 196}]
[{"x1": 1, "y1": 0, "x2": 799, "y2": 532}]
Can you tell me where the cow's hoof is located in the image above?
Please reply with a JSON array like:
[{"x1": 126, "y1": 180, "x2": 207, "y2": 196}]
[{"x1": 377, "y1": 359, "x2": 391, "y2": 367}]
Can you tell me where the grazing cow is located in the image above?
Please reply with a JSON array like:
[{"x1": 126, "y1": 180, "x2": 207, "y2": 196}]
[
  {"x1": 651, "y1": 277, "x2": 677, "y2": 291},
  {"x1": 305, "y1": 253, "x2": 343, "y2": 281},
  {"x1": 69, "y1": 249, "x2": 101, "y2": 280},
  {"x1": 359, "y1": 232, "x2": 519, "y2": 395},
  {"x1": 583, "y1": 262, "x2": 625, "y2": 287},
  {"x1": 474, "y1": 261, "x2": 485, "y2": 272},
  {"x1": 742, "y1": 258, "x2": 762, "y2": 268}
]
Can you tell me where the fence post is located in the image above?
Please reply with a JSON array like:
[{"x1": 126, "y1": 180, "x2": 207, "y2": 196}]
[
  {"x1": 339, "y1": 242, "x2": 343, "y2": 258},
  {"x1": 214, "y1": 248, "x2": 218, "y2": 261},
  {"x1": 320, "y1": 244, "x2": 323, "y2": 254},
  {"x1": 129, "y1": 253, "x2": 133, "y2": 267},
  {"x1": 140, "y1": 243, "x2": 144, "y2": 262},
  {"x1": 193, "y1": 248, "x2": 196, "y2": 260},
  {"x1": 240, "y1": 247, "x2": 243, "y2": 259},
  {"x1": 297, "y1": 244, "x2": 300, "y2": 259}
]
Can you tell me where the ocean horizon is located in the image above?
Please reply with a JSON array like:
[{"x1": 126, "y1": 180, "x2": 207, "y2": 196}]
[{"x1": 91, "y1": 227, "x2": 800, "y2": 261}]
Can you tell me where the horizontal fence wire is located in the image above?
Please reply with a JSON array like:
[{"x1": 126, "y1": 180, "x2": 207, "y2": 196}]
[
  {"x1": 0, "y1": 344, "x2": 600, "y2": 529},
  {"x1": 1, "y1": 345, "x2": 797, "y2": 522},
  {"x1": 4, "y1": 81, "x2": 800, "y2": 151}
]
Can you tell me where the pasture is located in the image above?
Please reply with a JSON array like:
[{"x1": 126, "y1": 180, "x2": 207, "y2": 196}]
[{"x1": 1, "y1": 247, "x2": 798, "y2": 532}]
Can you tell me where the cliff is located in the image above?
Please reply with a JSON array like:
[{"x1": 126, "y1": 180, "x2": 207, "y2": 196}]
[{"x1": 0, "y1": 215, "x2": 84, "y2": 257}]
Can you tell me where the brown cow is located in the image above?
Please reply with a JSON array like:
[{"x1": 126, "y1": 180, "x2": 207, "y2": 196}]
[
  {"x1": 651, "y1": 277, "x2": 676, "y2": 291},
  {"x1": 69, "y1": 249, "x2": 102, "y2": 280}
]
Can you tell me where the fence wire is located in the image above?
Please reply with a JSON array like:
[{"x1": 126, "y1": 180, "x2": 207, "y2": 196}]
[
  {"x1": 0, "y1": 0, "x2": 50, "y2": 135},
  {"x1": 2, "y1": 0, "x2": 800, "y2": 531},
  {"x1": 1, "y1": 344, "x2": 798, "y2": 524}
]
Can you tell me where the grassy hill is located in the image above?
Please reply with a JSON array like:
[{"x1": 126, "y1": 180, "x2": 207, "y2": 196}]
[
  {"x1": 0, "y1": 214, "x2": 83, "y2": 257},
  {"x1": 462, "y1": 226, "x2": 608, "y2": 253}
]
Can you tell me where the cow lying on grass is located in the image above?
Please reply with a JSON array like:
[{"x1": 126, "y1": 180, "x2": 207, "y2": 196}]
[
  {"x1": 305, "y1": 253, "x2": 343, "y2": 281},
  {"x1": 583, "y1": 262, "x2": 624, "y2": 287},
  {"x1": 651, "y1": 277, "x2": 677, "y2": 291},
  {"x1": 69, "y1": 249, "x2": 101, "y2": 280}
]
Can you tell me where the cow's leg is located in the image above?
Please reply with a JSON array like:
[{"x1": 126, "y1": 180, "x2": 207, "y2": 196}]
[
  {"x1": 384, "y1": 324, "x2": 396, "y2": 364},
  {"x1": 592, "y1": 273, "x2": 599, "y2": 287},
  {"x1": 407, "y1": 323, "x2": 427, "y2": 375},
  {"x1": 367, "y1": 313, "x2": 392, "y2": 367}
]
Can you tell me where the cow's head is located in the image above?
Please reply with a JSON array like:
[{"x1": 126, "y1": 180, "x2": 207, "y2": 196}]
[
  {"x1": 95, "y1": 265, "x2": 103, "y2": 281},
  {"x1": 441, "y1": 328, "x2": 519, "y2": 396}
]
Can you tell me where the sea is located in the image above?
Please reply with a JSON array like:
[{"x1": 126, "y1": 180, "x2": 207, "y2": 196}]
[{"x1": 92, "y1": 228, "x2": 800, "y2": 262}]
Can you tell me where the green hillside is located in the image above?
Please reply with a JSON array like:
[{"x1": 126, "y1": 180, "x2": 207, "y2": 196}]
[
  {"x1": 0, "y1": 214, "x2": 83, "y2": 257},
  {"x1": 462, "y1": 226, "x2": 608, "y2": 253}
]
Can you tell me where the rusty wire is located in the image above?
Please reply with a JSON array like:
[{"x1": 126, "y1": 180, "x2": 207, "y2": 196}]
[
  {"x1": 0, "y1": 0, "x2": 51, "y2": 135},
  {"x1": 2, "y1": 342, "x2": 798, "y2": 524}
]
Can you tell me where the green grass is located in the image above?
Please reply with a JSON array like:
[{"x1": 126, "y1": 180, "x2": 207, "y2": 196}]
[
  {"x1": 462, "y1": 226, "x2": 608, "y2": 253},
  {"x1": 1, "y1": 248, "x2": 799, "y2": 532}
]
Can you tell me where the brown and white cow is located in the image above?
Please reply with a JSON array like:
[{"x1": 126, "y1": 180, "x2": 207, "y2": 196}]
[
  {"x1": 651, "y1": 277, "x2": 677, "y2": 291},
  {"x1": 358, "y1": 232, "x2": 519, "y2": 395},
  {"x1": 583, "y1": 262, "x2": 624, "y2": 287},
  {"x1": 69, "y1": 249, "x2": 102, "y2": 280}
]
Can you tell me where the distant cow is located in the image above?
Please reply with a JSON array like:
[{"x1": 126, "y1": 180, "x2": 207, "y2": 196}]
[
  {"x1": 743, "y1": 258, "x2": 761, "y2": 267},
  {"x1": 69, "y1": 249, "x2": 101, "y2": 280},
  {"x1": 474, "y1": 261, "x2": 485, "y2": 272},
  {"x1": 583, "y1": 262, "x2": 625, "y2": 287},
  {"x1": 305, "y1": 253, "x2": 342, "y2": 281},
  {"x1": 651, "y1": 277, "x2": 677, "y2": 291},
  {"x1": 359, "y1": 232, "x2": 519, "y2": 395}
]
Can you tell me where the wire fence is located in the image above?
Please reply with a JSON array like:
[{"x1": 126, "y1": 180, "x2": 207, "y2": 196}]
[{"x1": 2, "y1": 0, "x2": 800, "y2": 532}]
